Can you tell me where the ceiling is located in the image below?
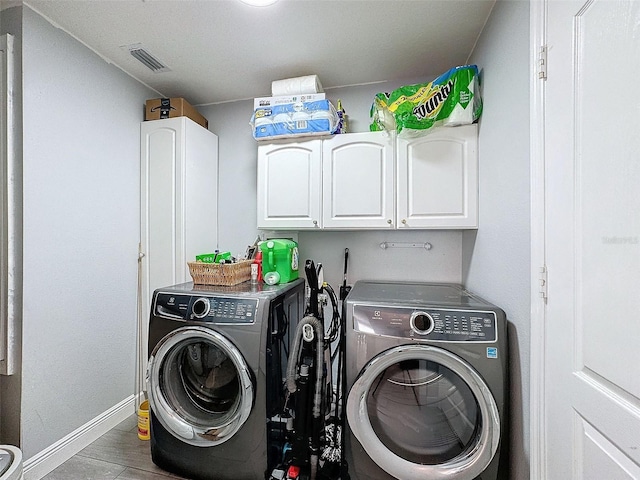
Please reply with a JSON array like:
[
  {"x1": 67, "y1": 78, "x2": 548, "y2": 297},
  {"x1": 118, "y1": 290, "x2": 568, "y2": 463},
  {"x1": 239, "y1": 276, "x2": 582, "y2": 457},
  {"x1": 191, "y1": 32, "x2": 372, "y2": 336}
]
[{"x1": 24, "y1": 0, "x2": 495, "y2": 106}]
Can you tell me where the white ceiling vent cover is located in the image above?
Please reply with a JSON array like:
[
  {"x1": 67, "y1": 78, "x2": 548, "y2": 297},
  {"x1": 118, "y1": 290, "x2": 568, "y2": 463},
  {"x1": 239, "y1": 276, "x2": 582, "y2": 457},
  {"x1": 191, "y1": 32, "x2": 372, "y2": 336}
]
[{"x1": 121, "y1": 43, "x2": 171, "y2": 73}]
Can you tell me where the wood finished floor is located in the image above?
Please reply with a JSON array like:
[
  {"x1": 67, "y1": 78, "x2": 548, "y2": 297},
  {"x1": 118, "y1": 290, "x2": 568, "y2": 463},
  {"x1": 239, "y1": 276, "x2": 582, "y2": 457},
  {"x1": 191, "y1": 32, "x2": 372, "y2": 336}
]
[{"x1": 41, "y1": 415, "x2": 190, "y2": 480}]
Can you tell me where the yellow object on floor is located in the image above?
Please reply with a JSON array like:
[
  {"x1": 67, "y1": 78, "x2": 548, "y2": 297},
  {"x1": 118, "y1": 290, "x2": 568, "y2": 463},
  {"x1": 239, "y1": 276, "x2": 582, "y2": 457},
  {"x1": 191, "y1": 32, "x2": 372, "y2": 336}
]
[{"x1": 137, "y1": 400, "x2": 150, "y2": 441}]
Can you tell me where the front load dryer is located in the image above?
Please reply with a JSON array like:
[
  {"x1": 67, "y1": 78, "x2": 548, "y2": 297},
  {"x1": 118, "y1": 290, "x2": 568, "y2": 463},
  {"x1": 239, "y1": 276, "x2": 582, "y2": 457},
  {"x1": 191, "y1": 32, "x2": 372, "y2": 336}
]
[
  {"x1": 345, "y1": 281, "x2": 508, "y2": 480},
  {"x1": 147, "y1": 279, "x2": 304, "y2": 480}
]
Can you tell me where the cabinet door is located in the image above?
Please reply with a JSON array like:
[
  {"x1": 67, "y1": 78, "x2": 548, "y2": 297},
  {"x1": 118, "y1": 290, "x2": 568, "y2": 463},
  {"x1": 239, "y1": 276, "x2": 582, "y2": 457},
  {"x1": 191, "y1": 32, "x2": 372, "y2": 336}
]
[
  {"x1": 397, "y1": 124, "x2": 478, "y2": 229},
  {"x1": 141, "y1": 118, "x2": 185, "y2": 311},
  {"x1": 322, "y1": 132, "x2": 395, "y2": 229},
  {"x1": 257, "y1": 140, "x2": 322, "y2": 229}
]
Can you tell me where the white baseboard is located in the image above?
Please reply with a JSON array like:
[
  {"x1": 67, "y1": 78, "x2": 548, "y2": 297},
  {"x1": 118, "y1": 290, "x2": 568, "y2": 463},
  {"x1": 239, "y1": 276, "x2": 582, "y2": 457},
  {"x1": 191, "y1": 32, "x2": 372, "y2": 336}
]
[{"x1": 23, "y1": 395, "x2": 137, "y2": 480}]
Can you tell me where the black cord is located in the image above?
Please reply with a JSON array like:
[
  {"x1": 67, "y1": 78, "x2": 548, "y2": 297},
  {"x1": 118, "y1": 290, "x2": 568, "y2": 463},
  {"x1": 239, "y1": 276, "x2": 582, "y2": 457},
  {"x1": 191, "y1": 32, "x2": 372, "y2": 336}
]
[
  {"x1": 318, "y1": 281, "x2": 348, "y2": 470},
  {"x1": 323, "y1": 283, "x2": 341, "y2": 344},
  {"x1": 339, "y1": 295, "x2": 349, "y2": 477}
]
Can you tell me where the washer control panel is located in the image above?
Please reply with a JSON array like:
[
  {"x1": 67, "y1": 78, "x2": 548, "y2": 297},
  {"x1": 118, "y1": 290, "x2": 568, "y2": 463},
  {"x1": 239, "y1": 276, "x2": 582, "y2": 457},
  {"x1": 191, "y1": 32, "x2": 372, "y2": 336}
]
[
  {"x1": 352, "y1": 304, "x2": 497, "y2": 342},
  {"x1": 154, "y1": 293, "x2": 258, "y2": 324}
]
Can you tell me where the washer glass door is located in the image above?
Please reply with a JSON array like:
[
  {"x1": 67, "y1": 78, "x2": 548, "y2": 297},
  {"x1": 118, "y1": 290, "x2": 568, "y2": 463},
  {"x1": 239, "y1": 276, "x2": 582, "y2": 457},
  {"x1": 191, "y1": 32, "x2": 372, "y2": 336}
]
[
  {"x1": 347, "y1": 345, "x2": 499, "y2": 480},
  {"x1": 148, "y1": 326, "x2": 255, "y2": 446}
]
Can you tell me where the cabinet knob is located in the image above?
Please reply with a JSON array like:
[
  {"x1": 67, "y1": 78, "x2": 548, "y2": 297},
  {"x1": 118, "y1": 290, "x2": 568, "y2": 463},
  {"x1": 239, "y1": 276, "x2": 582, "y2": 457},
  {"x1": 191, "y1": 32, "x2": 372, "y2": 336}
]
[
  {"x1": 387, "y1": 219, "x2": 392, "y2": 225},
  {"x1": 401, "y1": 219, "x2": 407, "y2": 225},
  {"x1": 313, "y1": 220, "x2": 318, "y2": 226}
]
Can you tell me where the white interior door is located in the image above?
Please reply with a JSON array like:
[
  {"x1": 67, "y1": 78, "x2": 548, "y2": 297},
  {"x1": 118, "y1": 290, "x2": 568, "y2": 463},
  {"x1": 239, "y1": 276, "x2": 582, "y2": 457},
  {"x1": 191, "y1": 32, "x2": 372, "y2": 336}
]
[{"x1": 543, "y1": 1, "x2": 640, "y2": 478}]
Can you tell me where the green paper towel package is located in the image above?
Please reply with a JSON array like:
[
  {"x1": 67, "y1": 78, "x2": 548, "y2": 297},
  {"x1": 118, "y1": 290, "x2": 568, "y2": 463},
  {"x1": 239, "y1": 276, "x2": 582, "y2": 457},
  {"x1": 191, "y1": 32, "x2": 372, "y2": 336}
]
[
  {"x1": 195, "y1": 251, "x2": 232, "y2": 263},
  {"x1": 370, "y1": 64, "x2": 482, "y2": 136},
  {"x1": 259, "y1": 239, "x2": 299, "y2": 285}
]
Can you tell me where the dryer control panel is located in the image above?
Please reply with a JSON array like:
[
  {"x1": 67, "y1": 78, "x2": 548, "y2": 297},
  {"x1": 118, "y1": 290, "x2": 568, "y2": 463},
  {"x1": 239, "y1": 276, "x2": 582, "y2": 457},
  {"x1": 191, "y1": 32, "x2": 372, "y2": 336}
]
[
  {"x1": 154, "y1": 293, "x2": 259, "y2": 324},
  {"x1": 352, "y1": 305, "x2": 497, "y2": 342}
]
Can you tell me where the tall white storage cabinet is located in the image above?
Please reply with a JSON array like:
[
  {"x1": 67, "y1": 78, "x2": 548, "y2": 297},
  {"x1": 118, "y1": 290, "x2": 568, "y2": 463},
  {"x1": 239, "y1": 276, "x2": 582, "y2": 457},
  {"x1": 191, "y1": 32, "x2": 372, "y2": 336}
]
[{"x1": 140, "y1": 117, "x2": 218, "y2": 328}]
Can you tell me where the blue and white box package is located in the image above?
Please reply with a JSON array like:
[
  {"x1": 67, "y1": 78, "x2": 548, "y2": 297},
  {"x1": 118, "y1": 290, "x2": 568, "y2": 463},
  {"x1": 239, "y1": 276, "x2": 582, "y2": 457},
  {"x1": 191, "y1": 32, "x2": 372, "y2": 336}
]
[{"x1": 251, "y1": 99, "x2": 338, "y2": 141}]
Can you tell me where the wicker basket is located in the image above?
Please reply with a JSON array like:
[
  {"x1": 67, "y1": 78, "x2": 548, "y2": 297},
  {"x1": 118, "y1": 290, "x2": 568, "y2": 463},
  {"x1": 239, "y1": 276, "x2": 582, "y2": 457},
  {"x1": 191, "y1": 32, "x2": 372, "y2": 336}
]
[{"x1": 187, "y1": 260, "x2": 253, "y2": 286}]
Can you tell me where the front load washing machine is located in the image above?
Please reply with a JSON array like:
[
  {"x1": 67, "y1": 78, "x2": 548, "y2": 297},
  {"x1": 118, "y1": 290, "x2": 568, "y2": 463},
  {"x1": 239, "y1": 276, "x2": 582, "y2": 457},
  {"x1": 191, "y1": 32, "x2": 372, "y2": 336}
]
[
  {"x1": 0, "y1": 446, "x2": 23, "y2": 480},
  {"x1": 147, "y1": 279, "x2": 304, "y2": 480},
  {"x1": 345, "y1": 281, "x2": 508, "y2": 480}
]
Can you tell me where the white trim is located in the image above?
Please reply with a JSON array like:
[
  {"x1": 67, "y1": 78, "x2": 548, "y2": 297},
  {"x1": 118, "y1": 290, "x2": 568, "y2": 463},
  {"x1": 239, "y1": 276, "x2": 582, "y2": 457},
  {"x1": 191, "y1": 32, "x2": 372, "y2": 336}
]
[
  {"x1": 22, "y1": 395, "x2": 137, "y2": 480},
  {"x1": 0, "y1": 33, "x2": 18, "y2": 376},
  {"x1": 529, "y1": 0, "x2": 547, "y2": 479}
]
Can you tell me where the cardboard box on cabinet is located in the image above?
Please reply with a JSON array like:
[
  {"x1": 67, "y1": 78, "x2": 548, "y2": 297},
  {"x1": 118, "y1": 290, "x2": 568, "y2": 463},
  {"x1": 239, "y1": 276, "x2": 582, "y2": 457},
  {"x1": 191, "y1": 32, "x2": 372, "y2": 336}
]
[{"x1": 145, "y1": 97, "x2": 209, "y2": 129}]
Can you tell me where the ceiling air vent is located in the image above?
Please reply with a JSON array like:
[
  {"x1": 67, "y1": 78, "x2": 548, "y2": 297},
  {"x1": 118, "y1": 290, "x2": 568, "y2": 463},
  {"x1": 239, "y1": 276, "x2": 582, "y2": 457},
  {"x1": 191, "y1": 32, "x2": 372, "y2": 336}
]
[{"x1": 121, "y1": 43, "x2": 171, "y2": 73}]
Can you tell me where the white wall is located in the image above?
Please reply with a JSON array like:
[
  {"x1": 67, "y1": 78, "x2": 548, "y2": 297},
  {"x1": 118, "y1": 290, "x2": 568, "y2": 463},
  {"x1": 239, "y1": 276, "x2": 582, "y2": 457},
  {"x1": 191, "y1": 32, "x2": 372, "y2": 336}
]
[
  {"x1": 465, "y1": 1, "x2": 531, "y2": 478},
  {"x1": 203, "y1": 99, "x2": 257, "y2": 254},
  {"x1": 199, "y1": 78, "x2": 465, "y2": 289},
  {"x1": 21, "y1": 6, "x2": 155, "y2": 458}
]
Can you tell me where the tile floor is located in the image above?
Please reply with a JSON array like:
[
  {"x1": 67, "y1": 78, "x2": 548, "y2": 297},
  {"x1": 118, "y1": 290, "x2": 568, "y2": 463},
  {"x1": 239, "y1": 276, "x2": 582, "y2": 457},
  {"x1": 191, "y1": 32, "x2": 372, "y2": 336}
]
[{"x1": 40, "y1": 415, "x2": 189, "y2": 480}]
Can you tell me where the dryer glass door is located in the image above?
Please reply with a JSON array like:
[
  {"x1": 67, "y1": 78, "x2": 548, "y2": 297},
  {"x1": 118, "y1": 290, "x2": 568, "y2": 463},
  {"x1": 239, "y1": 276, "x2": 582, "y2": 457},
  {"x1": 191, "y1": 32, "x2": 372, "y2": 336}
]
[
  {"x1": 148, "y1": 326, "x2": 255, "y2": 447},
  {"x1": 367, "y1": 357, "x2": 478, "y2": 463},
  {"x1": 347, "y1": 344, "x2": 499, "y2": 480}
]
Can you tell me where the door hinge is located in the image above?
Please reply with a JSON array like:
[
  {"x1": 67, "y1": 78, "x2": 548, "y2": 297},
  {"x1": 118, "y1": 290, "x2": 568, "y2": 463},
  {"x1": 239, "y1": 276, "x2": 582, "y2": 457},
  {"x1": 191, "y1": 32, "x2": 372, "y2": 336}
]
[
  {"x1": 539, "y1": 265, "x2": 548, "y2": 300},
  {"x1": 538, "y1": 45, "x2": 548, "y2": 80}
]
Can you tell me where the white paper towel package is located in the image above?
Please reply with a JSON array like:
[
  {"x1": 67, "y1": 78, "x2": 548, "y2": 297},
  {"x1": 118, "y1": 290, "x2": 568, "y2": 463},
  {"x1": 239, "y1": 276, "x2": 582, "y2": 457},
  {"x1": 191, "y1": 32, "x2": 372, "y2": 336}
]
[{"x1": 271, "y1": 75, "x2": 323, "y2": 96}]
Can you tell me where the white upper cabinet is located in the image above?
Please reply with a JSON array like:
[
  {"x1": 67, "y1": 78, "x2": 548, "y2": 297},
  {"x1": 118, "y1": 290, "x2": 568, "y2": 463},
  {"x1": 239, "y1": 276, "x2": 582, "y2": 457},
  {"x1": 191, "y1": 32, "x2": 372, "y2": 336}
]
[
  {"x1": 397, "y1": 124, "x2": 478, "y2": 229},
  {"x1": 257, "y1": 126, "x2": 478, "y2": 230},
  {"x1": 257, "y1": 140, "x2": 322, "y2": 229},
  {"x1": 322, "y1": 132, "x2": 394, "y2": 229}
]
